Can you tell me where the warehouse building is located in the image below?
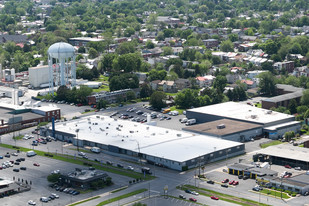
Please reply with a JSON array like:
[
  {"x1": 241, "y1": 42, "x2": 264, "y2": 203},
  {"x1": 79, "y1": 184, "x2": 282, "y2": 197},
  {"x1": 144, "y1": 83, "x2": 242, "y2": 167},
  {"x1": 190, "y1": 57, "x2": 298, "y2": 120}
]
[
  {"x1": 259, "y1": 173, "x2": 309, "y2": 195},
  {"x1": 41, "y1": 115, "x2": 245, "y2": 171},
  {"x1": 183, "y1": 119, "x2": 263, "y2": 142},
  {"x1": 253, "y1": 144, "x2": 309, "y2": 170},
  {"x1": 186, "y1": 102, "x2": 300, "y2": 139}
]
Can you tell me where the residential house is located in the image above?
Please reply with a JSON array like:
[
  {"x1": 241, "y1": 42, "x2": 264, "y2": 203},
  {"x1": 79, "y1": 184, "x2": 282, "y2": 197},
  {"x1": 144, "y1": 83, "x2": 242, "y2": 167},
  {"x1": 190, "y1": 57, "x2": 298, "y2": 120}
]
[
  {"x1": 158, "y1": 80, "x2": 176, "y2": 93},
  {"x1": 273, "y1": 61, "x2": 295, "y2": 73},
  {"x1": 0, "y1": 34, "x2": 28, "y2": 44},
  {"x1": 142, "y1": 47, "x2": 163, "y2": 58},
  {"x1": 239, "y1": 35, "x2": 257, "y2": 42},
  {"x1": 175, "y1": 78, "x2": 191, "y2": 91},
  {"x1": 293, "y1": 66, "x2": 309, "y2": 77},
  {"x1": 156, "y1": 16, "x2": 181, "y2": 26},
  {"x1": 247, "y1": 70, "x2": 267, "y2": 79},
  {"x1": 171, "y1": 47, "x2": 183, "y2": 55},
  {"x1": 240, "y1": 79, "x2": 257, "y2": 89},
  {"x1": 69, "y1": 37, "x2": 104, "y2": 47},
  {"x1": 150, "y1": 80, "x2": 161, "y2": 91},
  {"x1": 226, "y1": 74, "x2": 242, "y2": 84},
  {"x1": 202, "y1": 39, "x2": 219, "y2": 48},
  {"x1": 196, "y1": 75, "x2": 215, "y2": 88}
]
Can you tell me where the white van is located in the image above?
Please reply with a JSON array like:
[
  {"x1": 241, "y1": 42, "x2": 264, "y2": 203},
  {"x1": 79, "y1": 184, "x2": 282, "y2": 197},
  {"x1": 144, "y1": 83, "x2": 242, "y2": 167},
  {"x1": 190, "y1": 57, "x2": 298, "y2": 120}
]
[
  {"x1": 26, "y1": 150, "x2": 37, "y2": 157},
  {"x1": 185, "y1": 119, "x2": 196, "y2": 126},
  {"x1": 91, "y1": 147, "x2": 101, "y2": 153}
]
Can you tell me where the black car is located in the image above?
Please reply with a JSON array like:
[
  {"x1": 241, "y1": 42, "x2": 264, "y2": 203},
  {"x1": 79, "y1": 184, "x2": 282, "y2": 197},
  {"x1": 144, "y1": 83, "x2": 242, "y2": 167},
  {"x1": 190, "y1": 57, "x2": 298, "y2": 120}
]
[
  {"x1": 238, "y1": 175, "x2": 243, "y2": 179},
  {"x1": 14, "y1": 162, "x2": 20, "y2": 165},
  {"x1": 221, "y1": 184, "x2": 228, "y2": 188},
  {"x1": 5, "y1": 154, "x2": 10, "y2": 158},
  {"x1": 49, "y1": 195, "x2": 55, "y2": 200},
  {"x1": 13, "y1": 169, "x2": 19, "y2": 172},
  {"x1": 20, "y1": 167, "x2": 26, "y2": 170},
  {"x1": 207, "y1": 180, "x2": 215, "y2": 184},
  {"x1": 15, "y1": 159, "x2": 21, "y2": 162},
  {"x1": 106, "y1": 161, "x2": 113, "y2": 165},
  {"x1": 20, "y1": 158, "x2": 25, "y2": 161},
  {"x1": 89, "y1": 167, "x2": 95, "y2": 170},
  {"x1": 72, "y1": 191, "x2": 80, "y2": 195},
  {"x1": 117, "y1": 164, "x2": 124, "y2": 168},
  {"x1": 185, "y1": 189, "x2": 192, "y2": 194},
  {"x1": 243, "y1": 175, "x2": 249, "y2": 180},
  {"x1": 94, "y1": 158, "x2": 99, "y2": 162}
]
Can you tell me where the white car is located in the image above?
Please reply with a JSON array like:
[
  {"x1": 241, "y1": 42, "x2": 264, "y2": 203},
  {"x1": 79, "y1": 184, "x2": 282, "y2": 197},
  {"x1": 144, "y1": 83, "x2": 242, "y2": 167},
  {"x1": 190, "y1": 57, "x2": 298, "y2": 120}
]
[
  {"x1": 127, "y1": 166, "x2": 134, "y2": 171},
  {"x1": 40, "y1": 197, "x2": 49, "y2": 202},
  {"x1": 51, "y1": 193, "x2": 59, "y2": 198},
  {"x1": 191, "y1": 191, "x2": 199, "y2": 196},
  {"x1": 28, "y1": 200, "x2": 36, "y2": 205},
  {"x1": 78, "y1": 152, "x2": 86, "y2": 156}
]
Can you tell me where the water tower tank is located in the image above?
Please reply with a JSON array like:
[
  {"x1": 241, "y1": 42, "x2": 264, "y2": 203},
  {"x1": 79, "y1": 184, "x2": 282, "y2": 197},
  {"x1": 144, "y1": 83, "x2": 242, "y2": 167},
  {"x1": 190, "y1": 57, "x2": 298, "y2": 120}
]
[{"x1": 47, "y1": 42, "x2": 75, "y2": 59}]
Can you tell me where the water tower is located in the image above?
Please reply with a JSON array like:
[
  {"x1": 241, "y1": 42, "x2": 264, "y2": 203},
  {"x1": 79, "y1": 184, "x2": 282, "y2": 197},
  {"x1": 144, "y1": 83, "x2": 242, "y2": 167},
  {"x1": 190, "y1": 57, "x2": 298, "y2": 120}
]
[{"x1": 47, "y1": 42, "x2": 76, "y2": 95}]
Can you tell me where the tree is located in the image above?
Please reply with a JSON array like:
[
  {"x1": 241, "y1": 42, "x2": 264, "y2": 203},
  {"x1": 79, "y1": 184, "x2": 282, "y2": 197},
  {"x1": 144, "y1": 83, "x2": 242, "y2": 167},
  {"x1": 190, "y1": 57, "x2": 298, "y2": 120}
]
[
  {"x1": 56, "y1": 86, "x2": 70, "y2": 101},
  {"x1": 88, "y1": 48, "x2": 98, "y2": 59},
  {"x1": 126, "y1": 91, "x2": 136, "y2": 101},
  {"x1": 47, "y1": 174, "x2": 61, "y2": 183},
  {"x1": 213, "y1": 76, "x2": 227, "y2": 93},
  {"x1": 220, "y1": 40, "x2": 234, "y2": 52},
  {"x1": 175, "y1": 89, "x2": 198, "y2": 109},
  {"x1": 261, "y1": 61, "x2": 274, "y2": 73},
  {"x1": 301, "y1": 90, "x2": 309, "y2": 106},
  {"x1": 258, "y1": 72, "x2": 277, "y2": 96},
  {"x1": 286, "y1": 99, "x2": 297, "y2": 115},
  {"x1": 150, "y1": 91, "x2": 166, "y2": 110},
  {"x1": 112, "y1": 53, "x2": 142, "y2": 72},
  {"x1": 140, "y1": 83, "x2": 152, "y2": 99},
  {"x1": 146, "y1": 41, "x2": 155, "y2": 49},
  {"x1": 97, "y1": 99, "x2": 108, "y2": 109}
]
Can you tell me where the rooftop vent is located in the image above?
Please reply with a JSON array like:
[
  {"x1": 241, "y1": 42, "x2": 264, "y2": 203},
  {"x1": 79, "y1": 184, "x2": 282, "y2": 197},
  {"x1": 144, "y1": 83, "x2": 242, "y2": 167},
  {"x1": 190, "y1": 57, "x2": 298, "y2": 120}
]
[
  {"x1": 251, "y1": 115, "x2": 257, "y2": 119},
  {"x1": 146, "y1": 127, "x2": 149, "y2": 130},
  {"x1": 130, "y1": 131, "x2": 134, "y2": 133},
  {"x1": 177, "y1": 134, "x2": 181, "y2": 137},
  {"x1": 63, "y1": 123, "x2": 66, "y2": 126},
  {"x1": 217, "y1": 124, "x2": 226, "y2": 129},
  {"x1": 166, "y1": 130, "x2": 168, "y2": 133},
  {"x1": 96, "y1": 116, "x2": 100, "y2": 118},
  {"x1": 267, "y1": 111, "x2": 272, "y2": 114}
]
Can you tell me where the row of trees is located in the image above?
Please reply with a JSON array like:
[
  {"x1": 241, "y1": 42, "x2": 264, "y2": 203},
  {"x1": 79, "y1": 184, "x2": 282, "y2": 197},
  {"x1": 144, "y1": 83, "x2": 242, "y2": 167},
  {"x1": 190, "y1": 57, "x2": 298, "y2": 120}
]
[{"x1": 56, "y1": 86, "x2": 93, "y2": 105}]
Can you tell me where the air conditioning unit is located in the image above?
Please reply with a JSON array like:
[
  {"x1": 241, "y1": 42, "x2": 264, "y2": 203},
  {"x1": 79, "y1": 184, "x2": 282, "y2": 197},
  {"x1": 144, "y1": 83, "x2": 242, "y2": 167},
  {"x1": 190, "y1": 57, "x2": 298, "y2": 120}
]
[
  {"x1": 177, "y1": 134, "x2": 181, "y2": 137},
  {"x1": 217, "y1": 124, "x2": 225, "y2": 129},
  {"x1": 267, "y1": 111, "x2": 272, "y2": 114},
  {"x1": 251, "y1": 115, "x2": 257, "y2": 119}
]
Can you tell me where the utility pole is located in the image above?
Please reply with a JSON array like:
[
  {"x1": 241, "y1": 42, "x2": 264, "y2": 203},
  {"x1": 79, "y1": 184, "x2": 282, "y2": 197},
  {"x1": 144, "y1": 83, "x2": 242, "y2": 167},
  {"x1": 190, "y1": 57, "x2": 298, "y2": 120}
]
[{"x1": 75, "y1": 129, "x2": 79, "y2": 152}]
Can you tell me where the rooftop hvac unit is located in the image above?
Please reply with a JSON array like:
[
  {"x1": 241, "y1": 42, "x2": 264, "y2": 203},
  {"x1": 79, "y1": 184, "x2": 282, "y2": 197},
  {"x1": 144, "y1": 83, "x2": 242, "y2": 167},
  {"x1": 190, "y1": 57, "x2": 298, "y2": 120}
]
[
  {"x1": 166, "y1": 130, "x2": 168, "y2": 133},
  {"x1": 251, "y1": 115, "x2": 257, "y2": 119},
  {"x1": 177, "y1": 134, "x2": 181, "y2": 137},
  {"x1": 96, "y1": 116, "x2": 100, "y2": 118},
  {"x1": 87, "y1": 118, "x2": 90, "y2": 121},
  {"x1": 217, "y1": 124, "x2": 226, "y2": 129},
  {"x1": 267, "y1": 111, "x2": 272, "y2": 114},
  {"x1": 146, "y1": 127, "x2": 149, "y2": 130},
  {"x1": 88, "y1": 122, "x2": 91, "y2": 124},
  {"x1": 63, "y1": 123, "x2": 66, "y2": 126},
  {"x1": 130, "y1": 131, "x2": 134, "y2": 133}
]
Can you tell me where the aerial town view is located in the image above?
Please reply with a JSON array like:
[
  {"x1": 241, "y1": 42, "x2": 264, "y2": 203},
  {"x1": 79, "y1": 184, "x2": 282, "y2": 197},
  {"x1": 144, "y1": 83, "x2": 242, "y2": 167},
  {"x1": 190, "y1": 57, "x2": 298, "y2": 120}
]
[{"x1": 0, "y1": 0, "x2": 309, "y2": 205}]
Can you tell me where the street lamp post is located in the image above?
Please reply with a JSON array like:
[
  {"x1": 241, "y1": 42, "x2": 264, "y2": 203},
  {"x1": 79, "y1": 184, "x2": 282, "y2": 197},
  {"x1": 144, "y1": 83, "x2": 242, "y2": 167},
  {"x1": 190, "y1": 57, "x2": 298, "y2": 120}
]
[{"x1": 75, "y1": 129, "x2": 79, "y2": 152}]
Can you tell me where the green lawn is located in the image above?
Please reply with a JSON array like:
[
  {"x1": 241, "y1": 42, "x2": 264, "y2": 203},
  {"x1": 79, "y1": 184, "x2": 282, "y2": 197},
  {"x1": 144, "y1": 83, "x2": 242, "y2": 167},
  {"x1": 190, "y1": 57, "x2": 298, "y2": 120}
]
[
  {"x1": 93, "y1": 85, "x2": 110, "y2": 93},
  {"x1": 169, "y1": 106, "x2": 185, "y2": 115},
  {"x1": 96, "y1": 188, "x2": 147, "y2": 206},
  {"x1": 258, "y1": 189, "x2": 290, "y2": 199},
  {"x1": 97, "y1": 75, "x2": 109, "y2": 82},
  {"x1": 13, "y1": 135, "x2": 24, "y2": 140},
  {"x1": 69, "y1": 148, "x2": 92, "y2": 154},
  {"x1": 260, "y1": 140, "x2": 283, "y2": 148},
  {"x1": 255, "y1": 103, "x2": 262, "y2": 108}
]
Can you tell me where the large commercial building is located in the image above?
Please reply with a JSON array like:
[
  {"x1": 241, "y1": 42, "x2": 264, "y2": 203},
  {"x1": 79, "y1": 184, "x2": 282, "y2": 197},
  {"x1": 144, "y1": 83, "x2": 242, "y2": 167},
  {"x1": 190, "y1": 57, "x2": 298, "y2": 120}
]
[
  {"x1": 183, "y1": 119, "x2": 263, "y2": 142},
  {"x1": 0, "y1": 103, "x2": 60, "y2": 134},
  {"x1": 41, "y1": 115, "x2": 245, "y2": 171},
  {"x1": 186, "y1": 102, "x2": 301, "y2": 139},
  {"x1": 254, "y1": 144, "x2": 309, "y2": 170}
]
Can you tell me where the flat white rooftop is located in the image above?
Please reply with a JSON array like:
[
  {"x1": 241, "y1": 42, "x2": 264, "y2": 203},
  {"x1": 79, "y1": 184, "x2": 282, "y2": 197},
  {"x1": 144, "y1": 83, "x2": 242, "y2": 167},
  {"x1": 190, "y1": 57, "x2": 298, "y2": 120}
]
[
  {"x1": 255, "y1": 144, "x2": 309, "y2": 163},
  {"x1": 55, "y1": 115, "x2": 243, "y2": 162},
  {"x1": 188, "y1": 102, "x2": 294, "y2": 125}
]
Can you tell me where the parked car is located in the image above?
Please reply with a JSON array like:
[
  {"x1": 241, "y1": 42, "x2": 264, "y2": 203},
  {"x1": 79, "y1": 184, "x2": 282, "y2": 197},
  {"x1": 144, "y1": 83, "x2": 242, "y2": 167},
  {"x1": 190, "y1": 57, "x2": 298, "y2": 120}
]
[
  {"x1": 127, "y1": 166, "x2": 134, "y2": 171},
  {"x1": 28, "y1": 200, "x2": 36, "y2": 205},
  {"x1": 295, "y1": 167, "x2": 301, "y2": 170},
  {"x1": 179, "y1": 194, "x2": 186, "y2": 199},
  {"x1": 243, "y1": 175, "x2": 249, "y2": 180},
  {"x1": 13, "y1": 168, "x2": 19, "y2": 172},
  {"x1": 106, "y1": 161, "x2": 113, "y2": 165},
  {"x1": 20, "y1": 167, "x2": 27, "y2": 170},
  {"x1": 233, "y1": 181, "x2": 239, "y2": 185},
  {"x1": 117, "y1": 163, "x2": 124, "y2": 168},
  {"x1": 40, "y1": 197, "x2": 49, "y2": 202},
  {"x1": 238, "y1": 175, "x2": 243, "y2": 179},
  {"x1": 0, "y1": 156, "x2": 3, "y2": 159},
  {"x1": 191, "y1": 191, "x2": 199, "y2": 195},
  {"x1": 207, "y1": 180, "x2": 214, "y2": 184},
  {"x1": 211, "y1": 196, "x2": 219, "y2": 200},
  {"x1": 285, "y1": 165, "x2": 292, "y2": 169},
  {"x1": 185, "y1": 189, "x2": 192, "y2": 194},
  {"x1": 222, "y1": 179, "x2": 229, "y2": 183},
  {"x1": 33, "y1": 163, "x2": 40, "y2": 167},
  {"x1": 221, "y1": 184, "x2": 228, "y2": 188},
  {"x1": 229, "y1": 180, "x2": 235, "y2": 185},
  {"x1": 189, "y1": 198, "x2": 197, "y2": 202}
]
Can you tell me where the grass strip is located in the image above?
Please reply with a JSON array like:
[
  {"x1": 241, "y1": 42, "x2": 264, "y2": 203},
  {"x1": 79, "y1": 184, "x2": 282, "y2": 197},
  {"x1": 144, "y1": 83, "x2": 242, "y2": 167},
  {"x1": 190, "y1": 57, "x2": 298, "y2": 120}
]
[
  {"x1": 0, "y1": 144, "x2": 154, "y2": 180},
  {"x1": 111, "y1": 186, "x2": 128, "y2": 193},
  {"x1": 96, "y1": 188, "x2": 147, "y2": 206},
  {"x1": 260, "y1": 140, "x2": 283, "y2": 148},
  {"x1": 68, "y1": 196, "x2": 100, "y2": 206},
  {"x1": 181, "y1": 185, "x2": 271, "y2": 206},
  {"x1": 258, "y1": 189, "x2": 290, "y2": 199},
  {"x1": 68, "y1": 148, "x2": 92, "y2": 154}
]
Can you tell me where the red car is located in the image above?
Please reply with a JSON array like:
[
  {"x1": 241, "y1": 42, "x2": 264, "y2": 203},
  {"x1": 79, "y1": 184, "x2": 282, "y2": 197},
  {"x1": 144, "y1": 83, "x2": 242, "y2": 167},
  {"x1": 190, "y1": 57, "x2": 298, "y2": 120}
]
[
  {"x1": 285, "y1": 165, "x2": 292, "y2": 169},
  {"x1": 229, "y1": 180, "x2": 234, "y2": 185},
  {"x1": 33, "y1": 163, "x2": 40, "y2": 167},
  {"x1": 211, "y1": 196, "x2": 219, "y2": 200},
  {"x1": 233, "y1": 181, "x2": 239, "y2": 185},
  {"x1": 222, "y1": 179, "x2": 229, "y2": 183},
  {"x1": 189, "y1": 198, "x2": 197, "y2": 202}
]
